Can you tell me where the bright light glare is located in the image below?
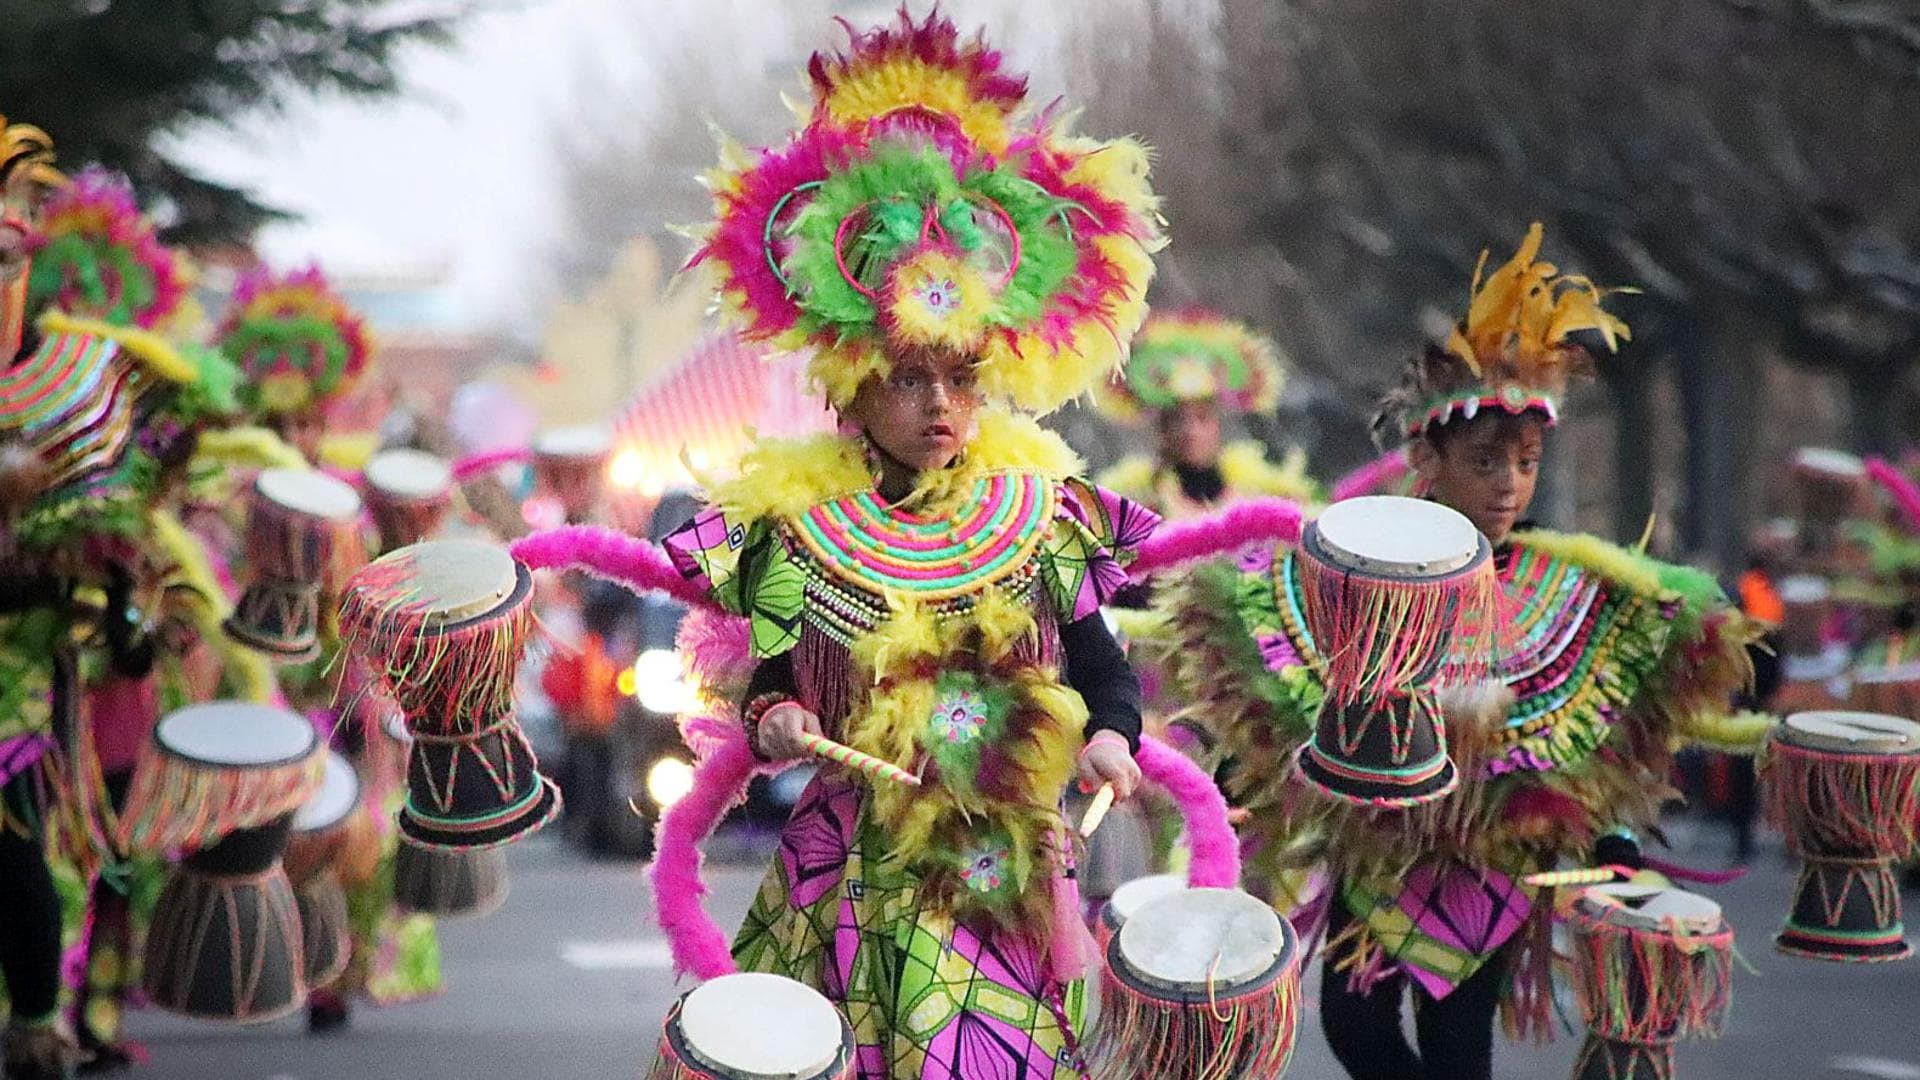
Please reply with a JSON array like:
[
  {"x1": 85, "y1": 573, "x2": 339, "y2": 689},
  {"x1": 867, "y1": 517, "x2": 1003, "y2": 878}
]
[
  {"x1": 645, "y1": 757, "x2": 695, "y2": 809},
  {"x1": 632, "y1": 648, "x2": 700, "y2": 715},
  {"x1": 609, "y1": 448, "x2": 647, "y2": 490}
]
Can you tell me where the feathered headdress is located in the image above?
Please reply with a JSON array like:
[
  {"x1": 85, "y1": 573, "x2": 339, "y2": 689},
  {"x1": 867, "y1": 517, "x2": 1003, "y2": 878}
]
[
  {"x1": 26, "y1": 168, "x2": 187, "y2": 329},
  {"x1": 1099, "y1": 309, "x2": 1285, "y2": 420},
  {"x1": 1374, "y1": 223, "x2": 1631, "y2": 442},
  {"x1": 215, "y1": 264, "x2": 372, "y2": 417},
  {"x1": 690, "y1": 7, "x2": 1165, "y2": 414}
]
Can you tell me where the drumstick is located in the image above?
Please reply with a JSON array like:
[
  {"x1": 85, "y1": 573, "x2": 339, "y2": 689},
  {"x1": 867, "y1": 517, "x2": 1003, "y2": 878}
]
[
  {"x1": 1523, "y1": 865, "x2": 1635, "y2": 888},
  {"x1": 1079, "y1": 783, "x2": 1117, "y2": 837},
  {"x1": 797, "y1": 732, "x2": 919, "y2": 787}
]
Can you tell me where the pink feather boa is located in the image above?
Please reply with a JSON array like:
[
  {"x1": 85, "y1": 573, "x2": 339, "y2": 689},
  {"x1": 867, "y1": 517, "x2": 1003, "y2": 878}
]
[
  {"x1": 1128, "y1": 497, "x2": 1303, "y2": 580},
  {"x1": 452, "y1": 446, "x2": 530, "y2": 482},
  {"x1": 1868, "y1": 456, "x2": 1920, "y2": 535},
  {"x1": 1135, "y1": 734, "x2": 1241, "y2": 888},
  {"x1": 510, "y1": 526, "x2": 718, "y2": 611},
  {"x1": 1332, "y1": 448, "x2": 1413, "y2": 502},
  {"x1": 645, "y1": 720, "x2": 782, "y2": 980}
]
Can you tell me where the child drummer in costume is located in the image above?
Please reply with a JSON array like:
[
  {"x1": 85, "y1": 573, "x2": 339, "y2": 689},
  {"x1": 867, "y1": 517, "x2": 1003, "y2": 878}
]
[
  {"x1": 1097, "y1": 310, "x2": 1317, "y2": 519},
  {"x1": 1152, "y1": 224, "x2": 1764, "y2": 1080},
  {"x1": 662, "y1": 11, "x2": 1162, "y2": 1077}
]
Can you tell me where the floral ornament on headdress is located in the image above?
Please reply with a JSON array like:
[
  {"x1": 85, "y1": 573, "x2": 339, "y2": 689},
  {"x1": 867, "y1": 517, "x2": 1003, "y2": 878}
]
[
  {"x1": 1100, "y1": 309, "x2": 1285, "y2": 420},
  {"x1": 690, "y1": 8, "x2": 1165, "y2": 415},
  {"x1": 1375, "y1": 223, "x2": 1632, "y2": 443},
  {"x1": 26, "y1": 168, "x2": 187, "y2": 330},
  {"x1": 215, "y1": 264, "x2": 372, "y2": 417}
]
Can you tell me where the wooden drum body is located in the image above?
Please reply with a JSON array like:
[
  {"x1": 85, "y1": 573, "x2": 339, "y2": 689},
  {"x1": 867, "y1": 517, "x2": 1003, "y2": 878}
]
[
  {"x1": 225, "y1": 468, "x2": 363, "y2": 661},
  {"x1": 365, "y1": 448, "x2": 454, "y2": 551},
  {"x1": 1568, "y1": 883, "x2": 1733, "y2": 1080},
  {"x1": 285, "y1": 750, "x2": 360, "y2": 989}
]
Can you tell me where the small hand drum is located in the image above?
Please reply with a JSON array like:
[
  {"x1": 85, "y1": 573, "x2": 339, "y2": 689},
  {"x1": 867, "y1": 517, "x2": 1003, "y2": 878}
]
[
  {"x1": 132, "y1": 703, "x2": 323, "y2": 1023},
  {"x1": 531, "y1": 426, "x2": 611, "y2": 525},
  {"x1": 285, "y1": 750, "x2": 360, "y2": 989},
  {"x1": 339, "y1": 539, "x2": 560, "y2": 850},
  {"x1": 1095, "y1": 872, "x2": 1186, "y2": 957},
  {"x1": 365, "y1": 448, "x2": 455, "y2": 551},
  {"x1": 225, "y1": 468, "x2": 363, "y2": 661},
  {"x1": 1293, "y1": 496, "x2": 1496, "y2": 807},
  {"x1": 1569, "y1": 882, "x2": 1733, "y2": 1080},
  {"x1": 647, "y1": 973, "x2": 855, "y2": 1080},
  {"x1": 1762, "y1": 711, "x2": 1920, "y2": 962},
  {"x1": 1848, "y1": 662, "x2": 1920, "y2": 725},
  {"x1": 1087, "y1": 887, "x2": 1300, "y2": 1080}
]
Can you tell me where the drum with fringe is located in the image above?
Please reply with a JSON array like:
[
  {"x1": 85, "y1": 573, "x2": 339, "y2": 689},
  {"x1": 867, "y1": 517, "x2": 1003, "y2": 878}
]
[
  {"x1": 285, "y1": 750, "x2": 360, "y2": 989},
  {"x1": 1095, "y1": 872, "x2": 1186, "y2": 957},
  {"x1": 646, "y1": 973, "x2": 855, "y2": 1080},
  {"x1": 1568, "y1": 882, "x2": 1734, "y2": 1080},
  {"x1": 224, "y1": 468, "x2": 363, "y2": 661},
  {"x1": 1762, "y1": 711, "x2": 1920, "y2": 962},
  {"x1": 131, "y1": 703, "x2": 322, "y2": 1022},
  {"x1": 338, "y1": 539, "x2": 559, "y2": 851},
  {"x1": 364, "y1": 448, "x2": 455, "y2": 551},
  {"x1": 1848, "y1": 663, "x2": 1920, "y2": 725},
  {"x1": 1293, "y1": 496, "x2": 1496, "y2": 807},
  {"x1": 1086, "y1": 886, "x2": 1300, "y2": 1080}
]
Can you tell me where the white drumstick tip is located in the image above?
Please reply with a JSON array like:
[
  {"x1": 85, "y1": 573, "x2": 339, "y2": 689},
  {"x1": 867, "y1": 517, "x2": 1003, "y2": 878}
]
[{"x1": 1079, "y1": 783, "x2": 1116, "y2": 837}]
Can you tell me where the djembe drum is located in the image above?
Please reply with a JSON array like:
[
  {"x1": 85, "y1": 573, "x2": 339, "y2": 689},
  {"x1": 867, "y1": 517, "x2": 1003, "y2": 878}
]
[
  {"x1": 339, "y1": 539, "x2": 559, "y2": 851},
  {"x1": 1792, "y1": 449, "x2": 1869, "y2": 574},
  {"x1": 1095, "y1": 872, "x2": 1186, "y2": 957},
  {"x1": 1849, "y1": 663, "x2": 1920, "y2": 725},
  {"x1": 647, "y1": 973, "x2": 855, "y2": 1080},
  {"x1": 121, "y1": 702, "x2": 323, "y2": 1022},
  {"x1": 1568, "y1": 882, "x2": 1734, "y2": 1080},
  {"x1": 364, "y1": 448, "x2": 454, "y2": 551},
  {"x1": 1087, "y1": 887, "x2": 1300, "y2": 1080},
  {"x1": 371, "y1": 709, "x2": 511, "y2": 916},
  {"x1": 1762, "y1": 711, "x2": 1920, "y2": 962},
  {"x1": 531, "y1": 426, "x2": 610, "y2": 524},
  {"x1": 1293, "y1": 496, "x2": 1497, "y2": 807},
  {"x1": 284, "y1": 749, "x2": 360, "y2": 989},
  {"x1": 225, "y1": 468, "x2": 363, "y2": 661}
]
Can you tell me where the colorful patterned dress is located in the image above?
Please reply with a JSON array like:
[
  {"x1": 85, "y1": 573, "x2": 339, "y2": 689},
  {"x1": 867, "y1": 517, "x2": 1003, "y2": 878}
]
[
  {"x1": 1154, "y1": 528, "x2": 1762, "y2": 1029},
  {"x1": 665, "y1": 424, "x2": 1153, "y2": 1080}
]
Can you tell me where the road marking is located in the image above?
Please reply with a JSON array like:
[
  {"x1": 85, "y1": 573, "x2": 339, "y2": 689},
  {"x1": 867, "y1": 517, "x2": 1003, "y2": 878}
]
[
  {"x1": 560, "y1": 939, "x2": 675, "y2": 970},
  {"x1": 1831, "y1": 1057, "x2": 1920, "y2": 1079}
]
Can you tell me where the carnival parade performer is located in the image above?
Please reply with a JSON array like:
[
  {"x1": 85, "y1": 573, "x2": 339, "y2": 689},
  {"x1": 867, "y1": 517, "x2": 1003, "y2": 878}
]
[
  {"x1": 1151, "y1": 224, "x2": 1765, "y2": 1080},
  {"x1": 1097, "y1": 309, "x2": 1317, "y2": 519},
  {"x1": 654, "y1": 10, "x2": 1164, "y2": 1077}
]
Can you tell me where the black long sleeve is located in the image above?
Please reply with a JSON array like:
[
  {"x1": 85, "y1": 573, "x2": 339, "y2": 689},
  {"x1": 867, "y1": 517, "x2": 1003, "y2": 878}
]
[
  {"x1": 102, "y1": 570, "x2": 155, "y2": 679},
  {"x1": 1060, "y1": 612, "x2": 1142, "y2": 752},
  {"x1": 742, "y1": 650, "x2": 798, "y2": 707}
]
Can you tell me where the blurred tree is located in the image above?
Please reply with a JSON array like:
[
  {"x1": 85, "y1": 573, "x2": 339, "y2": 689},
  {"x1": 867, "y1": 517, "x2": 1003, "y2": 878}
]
[{"x1": 0, "y1": 0, "x2": 470, "y2": 244}]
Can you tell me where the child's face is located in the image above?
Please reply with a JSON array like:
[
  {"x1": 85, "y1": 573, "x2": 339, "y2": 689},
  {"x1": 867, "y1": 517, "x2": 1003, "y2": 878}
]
[
  {"x1": 846, "y1": 349, "x2": 981, "y2": 474},
  {"x1": 1412, "y1": 413, "x2": 1545, "y2": 545}
]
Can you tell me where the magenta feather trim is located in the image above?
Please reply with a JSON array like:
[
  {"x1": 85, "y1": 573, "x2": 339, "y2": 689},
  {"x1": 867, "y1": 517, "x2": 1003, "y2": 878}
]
[
  {"x1": 645, "y1": 723, "x2": 758, "y2": 980},
  {"x1": 675, "y1": 608, "x2": 756, "y2": 704},
  {"x1": 510, "y1": 526, "x2": 718, "y2": 611},
  {"x1": 1332, "y1": 448, "x2": 1413, "y2": 502},
  {"x1": 1867, "y1": 456, "x2": 1920, "y2": 535},
  {"x1": 451, "y1": 446, "x2": 529, "y2": 482},
  {"x1": 1135, "y1": 734, "x2": 1240, "y2": 888},
  {"x1": 1128, "y1": 497, "x2": 1304, "y2": 580}
]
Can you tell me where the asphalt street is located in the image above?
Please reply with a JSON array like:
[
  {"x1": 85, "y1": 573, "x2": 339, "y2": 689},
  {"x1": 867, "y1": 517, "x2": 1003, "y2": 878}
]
[{"x1": 123, "y1": 818, "x2": 1920, "y2": 1080}]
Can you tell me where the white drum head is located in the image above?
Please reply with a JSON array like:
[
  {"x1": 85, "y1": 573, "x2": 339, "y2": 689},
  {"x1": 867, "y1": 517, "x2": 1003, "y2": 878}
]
[
  {"x1": 294, "y1": 751, "x2": 360, "y2": 833},
  {"x1": 679, "y1": 973, "x2": 845, "y2": 1077},
  {"x1": 1109, "y1": 873, "x2": 1187, "y2": 925},
  {"x1": 1577, "y1": 882, "x2": 1721, "y2": 933},
  {"x1": 258, "y1": 468, "x2": 362, "y2": 522},
  {"x1": 1793, "y1": 447, "x2": 1865, "y2": 478},
  {"x1": 1782, "y1": 711, "x2": 1920, "y2": 755},
  {"x1": 533, "y1": 425, "x2": 611, "y2": 461},
  {"x1": 1116, "y1": 887, "x2": 1285, "y2": 991},
  {"x1": 366, "y1": 539, "x2": 517, "y2": 623},
  {"x1": 1852, "y1": 662, "x2": 1920, "y2": 687},
  {"x1": 366, "y1": 449, "x2": 453, "y2": 501},
  {"x1": 156, "y1": 702, "x2": 318, "y2": 768},
  {"x1": 1311, "y1": 496, "x2": 1482, "y2": 576}
]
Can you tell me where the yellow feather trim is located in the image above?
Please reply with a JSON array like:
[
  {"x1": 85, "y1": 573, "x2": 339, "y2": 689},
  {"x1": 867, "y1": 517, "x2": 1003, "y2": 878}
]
[
  {"x1": 149, "y1": 508, "x2": 276, "y2": 704},
  {"x1": 319, "y1": 431, "x2": 378, "y2": 471},
  {"x1": 1678, "y1": 709, "x2": 1776, "y2": 754},
  {"x1": 1095, "y1": 455, "x2": 1157, "y2": 506},
  {"x1": 37, "y1": 310, "x2": 198, "y2": 384},
  {"x1": 1219, "y1": 441, "x2": 1320, "y2": 503},
  {"x1": 192, "y1": 427, "x2": 308, "y2": 471},
  {"x1": 704, "y1": 410, "x2": 1080, "y2": 525},
  {"x1": 1509, "y1": 528, "x2": 1668, "y2": 599}
]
